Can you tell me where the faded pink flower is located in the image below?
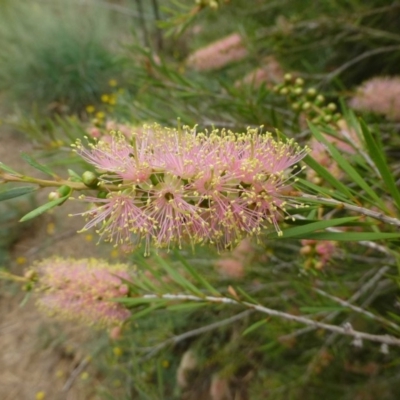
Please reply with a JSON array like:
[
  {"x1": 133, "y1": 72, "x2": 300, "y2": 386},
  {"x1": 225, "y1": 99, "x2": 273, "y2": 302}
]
[
  {"x1": 34, "y1": 257, "x2": 131, "y2": 327},
  {"x1": 300, "y1": 239, "x2": 337, "y2": 269},
  {"x1": 74, "y1": 125, "x2": 308, "y2": 251},
  {"x1": 235, "y1": 56, "x2": 285, "y2": 88},
  {"x1": 186, "y1": 33, "x2": 248, "y2": 71},
  {"x1": 349, "y1": 76, "x2": 400, "y2": 121}
]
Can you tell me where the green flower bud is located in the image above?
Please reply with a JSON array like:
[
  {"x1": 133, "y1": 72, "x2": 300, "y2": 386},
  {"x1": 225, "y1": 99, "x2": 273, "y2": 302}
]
[
  {"x1": 279, "y1": 87, "x2": 289, "y2": 95},
  {"x1": 302, "y1": 101, "x2": 311, "y2": 111},
  {"x1": 327, "y1": 103, "x2": 337, "y2": 112},
  {"x1": 48, "y1": 191, "x2": 61, "y2": 201},
  {"x1": 306, "y1": 88, "x2": 317, "y2": 98},
  {"x1": 323, "y1": 115, "x2": 332, "y2": 123},
  {"x1": 293, "y1": 87, "x2": 303, "y2": 96},
  {"x1": 57, "y1": 185, "x2": 72, "y2": 197},
  {"x1": 284, "y1": 73, "x2": 293, "y2": 83},
  {"x1": 295, "y1": 78, "x2": 304, "y2": 86},
  {"x1": 82, "y1": 171, "x2": 99, "y2": 188},
  {"x1": 315, "y1": 95, "x2": 325, "y2": 105},
  {"x1": 292, "y1": 102, "x2": 300, "y2": 111},
  {"x1": 97, "y1": 191, "x2": 108, "y2": 199}
]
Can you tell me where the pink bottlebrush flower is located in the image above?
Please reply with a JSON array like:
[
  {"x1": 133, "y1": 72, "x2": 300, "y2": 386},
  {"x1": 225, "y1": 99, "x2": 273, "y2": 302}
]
[
  {"x1": 349, "y1": 76, "x2": 400, "y2": 121},
  {"x1": 144, "y1": 175, "x2": 210, "y2": 250},
  {"x1": 34, "y1": 257, "x2": 131, "y2": 327},
  {"x1": 186, "y1": 33, "x2": 248, "y2": 71},
  {"x1": 74, "y1": 130, "x2": 153, "y2": 183},
  {"x1": 77, "y1": 190, "x2": 153, "y2": 249},
  {"x1": 74, "y1": 125, "x2": 308, "y2": 251}
]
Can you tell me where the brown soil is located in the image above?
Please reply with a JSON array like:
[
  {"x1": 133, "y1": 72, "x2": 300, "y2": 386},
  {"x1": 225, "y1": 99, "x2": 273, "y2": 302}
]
[{"x1": 0, "y1": 129, "x2": 108, "y2": 400}]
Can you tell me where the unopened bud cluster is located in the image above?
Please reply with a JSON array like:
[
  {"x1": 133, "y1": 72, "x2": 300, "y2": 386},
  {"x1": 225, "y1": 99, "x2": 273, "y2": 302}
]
[
  {"x1": 300, "y1": 239, "x2": 337, "y2": 270},
  {"x1": 274, "y1": 74, "x2": 342, "y2": 126}
]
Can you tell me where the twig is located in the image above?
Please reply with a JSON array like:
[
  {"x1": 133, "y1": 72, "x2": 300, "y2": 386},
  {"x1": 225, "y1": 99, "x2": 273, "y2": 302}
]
[
  {"x1": 61, "y1": 356, "x2": 90, "y2": 393},
  {"x1": 323, "y1": 45, "x2": 400, "y2": 82},
  {"x1": 313, "y1": 288, "x2": 400, "y2": 332},
  {"x1": 140, "y1": 310, "x2": 252, "y2": 361},
  {"x1": 278, "y1": 266, "x2": 390, "y2": 341},
  {"x1": 294, "y1": 194, "x2": 400, "y2": 228},
  {"x1": 141, "y1": 292, "x2": 400, "y2": 346}
]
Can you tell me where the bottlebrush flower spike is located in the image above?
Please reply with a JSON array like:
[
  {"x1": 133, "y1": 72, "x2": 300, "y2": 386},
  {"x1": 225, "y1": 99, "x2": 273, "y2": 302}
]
[
  {"x1": 74, "y1": 124, "x2": 308, "y2": 253},
  {"x1": 349, "y1": 76, "x2": 400, "y2": 121},
  {"x1": 34, "y1": 257, "x2": 131, "y2": 327}
]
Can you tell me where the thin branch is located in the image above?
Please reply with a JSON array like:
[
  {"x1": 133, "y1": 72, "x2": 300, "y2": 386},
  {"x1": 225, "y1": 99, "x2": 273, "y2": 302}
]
[
  {"x1": 295, "y1": 194, "x2": 400, "y2": 228},
  {"x1": 140, "y1": 310, "x2": 252, "y2": 361},
  {"x1": 313, "y1": 288, "x2": 400, "y2": 332},
  {"x1": 323, "y1": 45, "x2": 400, "y2": 82},
  {"x1": 61, "y1": 356, "x2": 90, "y2": 393},
  {"x1": 141, "y1": 292, "x2": 400, "y2": 346},
  {"x1": 278, "y1": 266, "x2": 390, "y2": 341}
]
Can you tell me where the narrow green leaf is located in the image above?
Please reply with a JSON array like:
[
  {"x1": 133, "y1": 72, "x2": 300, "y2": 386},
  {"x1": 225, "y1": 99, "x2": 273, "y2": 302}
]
[
  {"x1": 300, "y1": 306, "x2": 345, "y2": 313},
  {"x1": 19, "y1": 195, "x2": 69, "y2": 222},
  {"x1": 128, "y1": 304, "x2": 165, "y2": 321},
  {"x1": 173, "y1": 250, "x2": 220, "y2": 296},
  {"x1": 295, "y1": 231, "x2": 400, "y2": 241},
  {"x1": 0, "y1": 186, "x2": 37, "y2": 201},
  {"x1": 309, "y1": 123, "x2": 385, "y2": 207},
  {"x1": 0, "y1": 162, "x2": 20, "y2": 175},
  {"x1": 270, "y1": 216, "x2": 359, "y2": 239},
  {"x1": 360, "y1": 119, "x2": 400, "y2": 210},
  {"x1": 242, "y1": 319, "x2": 268, "y2": 336},
  {"x1": 302, "y1": 155, "x2": 354, "y2": 200},
  {"x1": 115, "y1": 297, "x2": 164, "y2": 306},
  {"x1": 153, "y1": 253, "x2": 205, "y2": 297},
  {"x1": 167, "y1": 302, "x2": 208, "y2": 311},
  {"x1": 21, "y1": 153, "x2": 56, "y2": 177},
  {"x1": 68, "y1": 169, "x2": 83, "y2": 182}
]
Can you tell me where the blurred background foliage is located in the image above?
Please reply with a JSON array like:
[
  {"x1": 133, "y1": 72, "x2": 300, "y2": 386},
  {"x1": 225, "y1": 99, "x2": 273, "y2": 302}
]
[{"x1": 1, "y1": 0, "x2": 400, "y2": 399}]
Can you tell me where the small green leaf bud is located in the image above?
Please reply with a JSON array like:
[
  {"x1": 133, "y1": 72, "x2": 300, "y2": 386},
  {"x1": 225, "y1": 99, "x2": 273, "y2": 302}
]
[
  {"x1": 302, "y1": 101, "x2": 311, "y2": 111},
  {"x1": 323, "y1": 115, "x2": 332, "y2": 123},
  {"x1": 82, "y1": 171, "x2": 99, "y2": 188}
]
